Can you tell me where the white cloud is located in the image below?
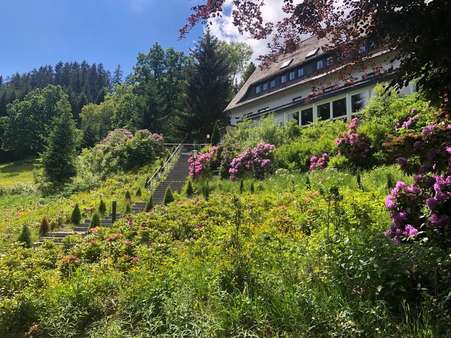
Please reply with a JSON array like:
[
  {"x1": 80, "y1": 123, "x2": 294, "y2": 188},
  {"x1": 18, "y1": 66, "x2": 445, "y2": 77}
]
[{"x1": 209, "y1": 0, "x2": 287, "y2": 61}]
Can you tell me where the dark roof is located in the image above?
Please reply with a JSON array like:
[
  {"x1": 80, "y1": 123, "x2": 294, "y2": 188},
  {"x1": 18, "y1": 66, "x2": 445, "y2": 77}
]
[{"x1": 226, "y1": 36, "x2": 330, "y2": 111}]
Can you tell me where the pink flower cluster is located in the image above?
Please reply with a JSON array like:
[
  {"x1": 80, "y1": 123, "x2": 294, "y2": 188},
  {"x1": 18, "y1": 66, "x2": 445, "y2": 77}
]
[
  {"x1": 426, "y1": 175, "x2": 451, "y2": 227},
  {"x1": 335, "y1": 118, "x2": 372, "y2": 166},
  {"x1": 101, "y1": 128, "x2": 133, "y2": 145},
  {"x1": 384, "y1": 181, "x2": 422, "y2": 243},
  {"x1": 396, "y1": 112, "x2": 419, "y2": 131},
  {"x1": 228, "y1": 143, "x2": 275, "y2": 180},
  {"x1": 309, "y1": 153, "x2": 329, "y2": 171},
  {"x1": 188, "y1": 146, "x2": 218, "y2": 179}
]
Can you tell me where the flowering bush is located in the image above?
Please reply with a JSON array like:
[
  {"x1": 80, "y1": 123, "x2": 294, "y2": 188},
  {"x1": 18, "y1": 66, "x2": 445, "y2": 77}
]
[
  {"x1": 426, "y1": 175, "x2": 451, "y2": 231},
  {"x1": 335, "y1": 118, "x2": 373, "y2": 168},
  {"x1": 229, "y1": 143, "x2": 275, "y2": 180},
  {"x1": 384, "y1": 181, "x2": 423, "y2": 243},
  {"x1": 309, "y1": 153, "x2": 329, "y2": 171},
  {"x1": 188, "y1": 146, "x2": 218, "y2": 179},
  {"x1": 78, "y1": 129, "x2": 165, "y2": 179}
]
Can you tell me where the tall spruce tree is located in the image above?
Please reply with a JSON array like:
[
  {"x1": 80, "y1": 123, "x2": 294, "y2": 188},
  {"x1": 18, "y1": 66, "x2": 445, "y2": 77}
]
[
  {"x1": 179, "y1": 29, "x2": 232, "y2": 143},
  {"x1": 41, "y1": 106, "x2": 78, "y2": 185}
]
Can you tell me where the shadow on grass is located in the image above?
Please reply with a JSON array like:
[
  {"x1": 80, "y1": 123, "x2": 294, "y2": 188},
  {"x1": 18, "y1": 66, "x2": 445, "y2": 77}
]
[{"x1": 0, "y1": 159, "x2": 36, "y2": 179}]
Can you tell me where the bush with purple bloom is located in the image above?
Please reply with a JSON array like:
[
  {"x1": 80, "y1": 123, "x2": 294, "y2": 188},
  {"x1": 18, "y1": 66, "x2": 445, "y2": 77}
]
[
  {"x1": 309, "y1": 153, "x2": 329, "y2": 171},
  {"x1": 228, "y1": 143, "x2": 275, "y2": 180}
]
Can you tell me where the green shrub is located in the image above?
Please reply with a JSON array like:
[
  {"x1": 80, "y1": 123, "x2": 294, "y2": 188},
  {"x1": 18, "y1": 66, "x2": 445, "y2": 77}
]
[
  {"x1": 39, "y1": 217, "x2": 50, "y2": 236},
  {"x1": 145, "y1": 196, "x2": 153, "y2": 212},
  {"x1": 90, "y1": 213, "x2": 100, "y2": 228},
  {"x1": 163, "y1": 187, "x2": 174, "y2": 205},
  {"x1": 125, "y1": 190, "x2": 131, "y2": 201},
  {"x1": 274, "y1": 120, "x2": 346, "y2": 171},
  {"x1": 185, "y1": 180, "x2": 194, "y2": 197},
  {"x1": 136, "y1": 188, "x2": 142, "y2": 197},
  {"x1": 71, "y1": 204, "x2": 82, "y2": 225},
  {"x1": 98, "y1": 200, "x2": 107, "y2": 216},
  {"x1": 18, "y1": 224, "x2": 32, "y2": 248}
]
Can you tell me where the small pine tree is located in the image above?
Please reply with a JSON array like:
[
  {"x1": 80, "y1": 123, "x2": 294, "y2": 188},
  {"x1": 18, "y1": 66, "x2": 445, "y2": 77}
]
[
  {"x1": 90, "y1": 213, "x2": 100, "y2": 228},
  {"x1": 125, "y1": 203, "x2": 131, "y2": 214},
  {"x1": 186, "y1": 180, "x2": 194, "y2": 197},
  {"x1": 41, "y1": 108, "x2": 78, "y2": 185},
  {"x1": 136, "y1": 188, "x2": 142, "y2": 197},
  {"x1": 112, "y1": 201, "x2": 117, "y2": 223},
  {"x1": 356, "y1": 172, "x2": 364, "y2": 191},
  {"x1": 39, "y1": 217, "x2": 50, "y2": 236},
  {"x1": 305, "y1": 176, "x2": 311, "y2": 190},
  {"x1": 71, "y1": 204, "x2": 81, "y2": 225},
  {"x1": 125, "y1": 190, "x2": 132, "y2": 201},
  {"x1": 163, "y1": 187, "x2": 174, "y2": 205},
  {"x1": 239, "y1": 180, "x2": 244, "y2": 194},
  {"x1": 250, "y1": 182, "x2": 255, "y2": 194},
  {"x1": 145, "y1": 196, "x2": 154, "y2": 212},
  {"x1": 18, "y1": 224, "x2": 32, "y2": 248},
  {"x1": 98, "y1": 200, "x2": 107, "y2": 216},
  {"x1": 202, "y1": 183, "x2": 210, "y2": 201}
]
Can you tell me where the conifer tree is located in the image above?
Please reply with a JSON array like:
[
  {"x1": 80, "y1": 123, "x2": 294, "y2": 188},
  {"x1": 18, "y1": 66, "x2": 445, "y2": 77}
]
[
  {"x1": 125, "y1": 190, "x2": 132, "y2": 201},
  {"x1": 98, "y1": 200, "x2": 107, "y2": 216},
  {"x1": 41, "y1": 107, "x2": 78, "y2": 185},
  {"x1": 18, "y1": 224, "x2": 32, "y2": 248},
  {"x1": 163, "y1": 187, "x2": 174, "y2": 205},
  {"x1": 202, "y1": 182, "x2": 210, "y2": 201},
  {"x1": 250, "y1": 182, "x2": 255, "y2": 194},
  {"x1": 39, "y1": 217, "x2": 50, "y2": 236},
  {"x1": 71, "y1": 204, "x2": 82, "y2": 225},
  {"x1": 90, "y1": 213, "x2": 100, "y2": 228},
  {"x1": 145, "y1": 196, "x2": 154, "y2": 212},
  {"x1": 125, "y1": 203, "x2": 131, "y2": 214},
  {"x1": 136, "y1": 188, "x2": 142, "y2": 197},
  {"x1": 239, "y1": 180, "x2": 244, "y2": 194},
  {"x1": 185, "y1": 180, "x2": 194, "y2": 197},
  {"x1": 179, "y1": 29, "x2": 232, "y2": 142}
]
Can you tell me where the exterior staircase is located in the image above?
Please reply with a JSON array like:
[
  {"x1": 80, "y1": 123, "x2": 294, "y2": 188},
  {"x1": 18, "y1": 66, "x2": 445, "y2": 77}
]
[
  {"x1": 34, "y1": 144, "x2": 193, "y2": 246},
  {"x1": 151, "y1": 152, "x2": 190, "y2": 204}
]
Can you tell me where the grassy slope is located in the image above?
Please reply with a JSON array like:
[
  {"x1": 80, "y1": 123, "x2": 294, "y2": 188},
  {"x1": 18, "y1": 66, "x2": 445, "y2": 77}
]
[
  {"x1": 0, "y1": 162, "x2": 158, "y2": 248},
  {"x1": 0, "y1": 160, "x2": 35, "y2": 187}
]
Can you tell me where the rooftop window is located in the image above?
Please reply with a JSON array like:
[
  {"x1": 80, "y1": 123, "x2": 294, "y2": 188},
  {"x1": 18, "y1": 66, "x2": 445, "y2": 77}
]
[
  {"x1": 305, "y1": 48, "x2": 319, "y2": 58},
  {"x1": 280, "y1": 58, "x2": 293, "y2": 69}
]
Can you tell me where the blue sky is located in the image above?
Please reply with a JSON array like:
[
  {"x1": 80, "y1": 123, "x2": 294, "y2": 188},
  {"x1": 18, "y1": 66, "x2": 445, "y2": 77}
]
[{"x1": 0, "y1": 0, "x2": 203, "y2": 78}]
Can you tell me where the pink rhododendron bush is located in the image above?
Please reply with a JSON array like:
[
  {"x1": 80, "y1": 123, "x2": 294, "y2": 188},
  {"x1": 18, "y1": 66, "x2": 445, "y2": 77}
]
[
  {"x1": 309, "y1": 153, "x2": 329, "y2": 171},
  {"x1": 383, "y1": 110, "x2": 451, "y2": 243},
  {"x1": 335, "y1": 118, "x2": 373, "y2": 168},
  {"x1": 229, "y1": 143, "x2": 275, "y2": 180},
  {"x1": 188, "y1": 146, "x2": 219, "y2": 179}
]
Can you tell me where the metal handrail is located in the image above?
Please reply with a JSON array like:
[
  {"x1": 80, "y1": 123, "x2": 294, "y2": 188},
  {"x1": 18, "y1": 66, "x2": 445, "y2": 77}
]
[{"x1": 145, "y1": 143, "x2": 183, "y2": 191}]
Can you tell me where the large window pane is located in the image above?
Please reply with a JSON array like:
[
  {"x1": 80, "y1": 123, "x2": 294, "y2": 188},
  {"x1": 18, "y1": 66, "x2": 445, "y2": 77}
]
[
  {"x1": 332, "y1": 98, "x2": 347, "y2": 118},
  {"x1": 317, "y1": 103, "x2": 330, "y2": 120},
  {"x1": 287, "y1": 111, "x2": 299, "y2": 125},
  {"x1": 281, "y1": 74, "x2": 288, "y2": 83},
  {"x1": 351, "y1": 93, "x2": 365, "y2": 113},
  {"x1": 301, "y1": 108, "x2": 313, "y2": 126}
]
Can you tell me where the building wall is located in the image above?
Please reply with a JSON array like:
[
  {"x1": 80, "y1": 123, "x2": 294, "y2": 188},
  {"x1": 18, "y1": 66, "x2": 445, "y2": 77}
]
[{"x1": 228, "y1": 52, "x2": 415, "y2": 126}]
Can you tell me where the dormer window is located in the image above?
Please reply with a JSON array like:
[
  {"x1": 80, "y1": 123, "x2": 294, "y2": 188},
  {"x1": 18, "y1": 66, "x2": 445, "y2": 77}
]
[
  {"x1": 316, "y1": 59, "x2": 325, "y2": 70},
  {"x1": 289, "y1": 71, "x2": 296, "y2": 81},
  {"x1": 280, "y1": 58, "x2": 293, "y2": 69},
  {"x1": 270, "y1": 79, "x2": 277, "y2": 88},
  {"x1": 306, "y1": 48, "x2": 319, "y2": 59},
  {"x1": 262, "y1": 82, "x2": 268, "y2": 91},
  {"x1": 281, "y1": 74, "x2": 288, "y2": 84},
  {"x1": 256, "y1": 85, "x2": 261, "y2": 94}
]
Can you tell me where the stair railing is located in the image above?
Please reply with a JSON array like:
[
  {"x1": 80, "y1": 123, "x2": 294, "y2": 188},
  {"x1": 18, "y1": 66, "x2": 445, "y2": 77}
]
[{"x1": 145, "y1": 143, "x2": 184, "y2": 192}]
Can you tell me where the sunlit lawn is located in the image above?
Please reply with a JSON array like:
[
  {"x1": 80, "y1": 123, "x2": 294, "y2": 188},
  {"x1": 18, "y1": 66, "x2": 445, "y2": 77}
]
[{"x1": 0, "y1": 159, "x2": 36, "y2": 187}]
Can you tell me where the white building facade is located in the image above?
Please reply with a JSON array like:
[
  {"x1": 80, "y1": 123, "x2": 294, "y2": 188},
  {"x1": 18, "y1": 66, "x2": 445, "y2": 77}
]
[{"x1": 225, "y1": 37, "x2": 415, "y2": 126}]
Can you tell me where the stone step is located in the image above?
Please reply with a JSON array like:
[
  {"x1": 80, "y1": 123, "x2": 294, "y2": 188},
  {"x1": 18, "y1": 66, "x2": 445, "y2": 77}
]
[{"x1": 46, "y1": 231, "x2": 74, "y2": 238}]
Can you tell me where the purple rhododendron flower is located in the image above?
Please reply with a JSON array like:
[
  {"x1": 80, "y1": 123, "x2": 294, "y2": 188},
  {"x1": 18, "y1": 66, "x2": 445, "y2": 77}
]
[
  {"x1": 403, "y1": 224, "x2": 418, "y2": 238},
  {"x1": 309, "y1": 153, "x2": 329, "y2": 171},
  {"x1": 229, "y1": 143, "x2": 275, "y2": 180}
]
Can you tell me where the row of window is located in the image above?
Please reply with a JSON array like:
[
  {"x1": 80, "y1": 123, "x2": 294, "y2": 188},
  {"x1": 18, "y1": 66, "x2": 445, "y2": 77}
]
[
  {"x1": 286, "y1": 92, "x2": 366, "y2": 126},
  {"x1": 254, "y1": 57, "x2": 331, "y2": 95}
]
